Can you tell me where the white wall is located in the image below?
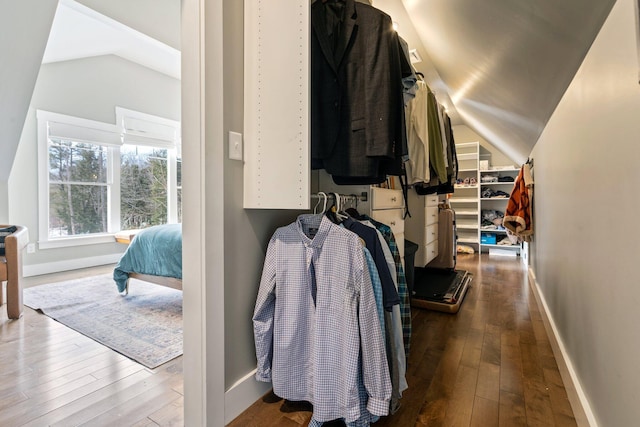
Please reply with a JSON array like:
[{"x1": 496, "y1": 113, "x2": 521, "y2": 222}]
[
  {"x1": 76, "y1": 0, "x2": 180, "y2": 50},
  {"x1": 0, "y1": 0, "x2": 57, "y2": 183},
  {"x1": 11, "y1": 55, "x2": 180, "y2": 272},
  {"x1": 530, "y1": 0, "x2": 640, "y2": 425},
  {"x1": 220, "y1": 0, "x2": 303, "y2": 404}
]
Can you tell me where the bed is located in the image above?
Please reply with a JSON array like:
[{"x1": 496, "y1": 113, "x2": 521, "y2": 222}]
[{"x1": 113, "y1": 223, "x2": 182, "y2": 293}]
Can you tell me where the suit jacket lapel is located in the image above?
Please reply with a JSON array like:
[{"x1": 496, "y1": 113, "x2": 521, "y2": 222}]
[
  {"x1": 334, "y1": 0, "x2": 357, "y2": 69},
  {"x1": 311, "y1": 1, "x2": 338, "y2": 73}
]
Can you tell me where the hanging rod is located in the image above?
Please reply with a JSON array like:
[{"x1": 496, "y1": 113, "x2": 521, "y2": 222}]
[{"x1": 311, "y1": 192, "x2": 368, "y2": 202}]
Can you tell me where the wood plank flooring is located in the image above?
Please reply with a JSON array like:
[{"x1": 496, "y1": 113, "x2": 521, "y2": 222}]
[
  {"x1": 228, "y1": 254, "x2": 578, "y2": 427},
  {"x1": 0, "y1": 265, "x2": 183, "y2": 427},
  {"x1": 1, "y1": 254, "x2": 576, "y2": 426}
]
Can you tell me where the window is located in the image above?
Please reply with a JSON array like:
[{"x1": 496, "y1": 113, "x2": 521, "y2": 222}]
[{"x1": 37, "y1": 109, "x2": 181, "y2": 249}]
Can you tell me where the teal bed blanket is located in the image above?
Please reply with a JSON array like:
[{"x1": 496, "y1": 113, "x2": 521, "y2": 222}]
[{"x1": 113, "y1": 223, "x2": 182, "y2": 292}]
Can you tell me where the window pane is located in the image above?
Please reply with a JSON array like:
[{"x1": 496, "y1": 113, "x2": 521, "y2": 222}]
[
  {"x1": 49, "y1": 138, "x2": 107, "y2": 183},
  {"x1": 120, "y1": 144, "x2": 169, "y2": 229},
  {"x1": 49, "y1": 183, "x2": 108, "y2": 237}
]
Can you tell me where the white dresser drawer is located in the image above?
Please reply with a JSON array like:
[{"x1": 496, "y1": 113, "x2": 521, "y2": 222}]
[
  {"x1": 425, "y1": 223, "x2": 438, "y2": 244},
  {"x1": 425, "y1": 195, "x2": 439, "y2": 207},
  {"x1": 426, "y1": 206, "x2": 439, "y2": 225},
  {"x1": 371, "y1": 187, "x2": 404, "y2": 210},
  {"x1": 425, "y1": 240, "x2": 438, "y2": 265},
  {"x1": 371, "y1": 208, "x2": 404, "y2": 237}
]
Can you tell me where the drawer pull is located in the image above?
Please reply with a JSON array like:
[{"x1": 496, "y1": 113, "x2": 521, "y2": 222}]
[
  {"x1": 391, "y1": 197, "x2": 397, "y2": 202},
  {"x1": 390, "y1": 221, "x2": 396, "y2": 226}
]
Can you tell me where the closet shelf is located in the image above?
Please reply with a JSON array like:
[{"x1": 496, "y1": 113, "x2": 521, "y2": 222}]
[
  {"x1": 457, "y1": 224, "x2": 479, "y2": 230},
  {"x1": 480, "y1": 182, "x2": 514, "y2": 186},
  {"x1": 480, "y1": 168, "x2": 519, "y2": 173},
  {"x1": 480, "y1": 228, "x2": 507, "y2": 234},
  {"x1": 458, "y1": 168, "x2": 478, "y2": 173},
  {"x1": 480, "y1": 197, "x2": 509, "y2": 201},
  {"x1": 449, "y1": 198, "x2": 477, "y2": 203},
  {"x1": 455, "y1": 210, "x2": 479, "y2": 215},
  {"x1": 458, "y1": 237, "x2": 479, "y2": 244},
  {"x1": 480, "y1": 243, "x2": 520, "y2": 249},
  {"x1": 454, "y1": 185, "x2": 479, "y2": 189},
  {"x1": 457, "y1": 153, "x2": 478, "y2": 161}
]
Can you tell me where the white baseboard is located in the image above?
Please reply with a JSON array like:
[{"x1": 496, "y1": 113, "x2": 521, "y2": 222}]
[
  {"x1": 225, "y1": 369, "x2": 271, "y2": 425},
  {"x1": 528, "y1": 268, "x2": 598, "y2": 427},
  {"x1": 23, "y1": 254, "x2": 122, "y2": 277}
]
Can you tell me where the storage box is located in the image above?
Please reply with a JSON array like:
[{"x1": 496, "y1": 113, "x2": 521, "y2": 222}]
[
  {"x1": 481, "y1": 233, "x2": 497, "y2": 244},
  {"x1": 479, "y1": 160, "x2": 489, "y2": 171}
]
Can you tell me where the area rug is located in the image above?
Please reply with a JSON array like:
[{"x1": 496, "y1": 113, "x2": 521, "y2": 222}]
[{"x1": 23, "y1": 273, "x2": 182, "y2": 369}]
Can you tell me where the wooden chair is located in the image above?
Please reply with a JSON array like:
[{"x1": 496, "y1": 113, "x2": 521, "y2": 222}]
[{"x1": 0, "y1": 225, "x2": 29, "y2": 319}]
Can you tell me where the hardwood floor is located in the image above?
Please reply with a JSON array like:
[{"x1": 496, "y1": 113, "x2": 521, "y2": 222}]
[
  {"x1": 227, "y1": 254, "x2": 578, "y2": 427},
  {"x1": 0, "y1": 265, "x2": 183, "y2": 427},
  {"x1": 2, "y1": 254, "x2": 576, "y2": 426}
]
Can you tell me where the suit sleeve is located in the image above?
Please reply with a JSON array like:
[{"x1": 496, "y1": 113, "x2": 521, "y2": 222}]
[{"x1": 252, "y1": 235, "x2": 278, "y2": 382}]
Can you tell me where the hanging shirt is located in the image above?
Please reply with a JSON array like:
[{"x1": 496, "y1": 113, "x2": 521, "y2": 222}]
[
  {"x1": 361, "y1": 215, "x2": 412, "y2": 359},
  {"x1": 427, "y1": 89, "x2": 447, "y2": 183},
  {"x1": 253, "y1": 214, "x2": 391, "y2": 423},
  {"x1": 405, "y1": 81, "x2": 430, "y2": 184},
  {"x1": 341, "y1": 217, "x2": 400, "y2": 311}
]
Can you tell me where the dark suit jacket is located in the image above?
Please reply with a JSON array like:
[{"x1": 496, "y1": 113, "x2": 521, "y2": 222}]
[{"x1": 311, "y1": 0, "x2": 410, "y2": 183}]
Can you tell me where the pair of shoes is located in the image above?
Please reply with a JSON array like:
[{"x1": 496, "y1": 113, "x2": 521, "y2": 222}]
[{"x1": 469, "y1": 177, "x2": 477, "y2": 185}]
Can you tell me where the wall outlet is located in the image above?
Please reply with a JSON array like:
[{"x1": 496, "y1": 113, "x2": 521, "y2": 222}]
[{"x1": 27, "y1": 243, "x2": 36, "y2": 254}]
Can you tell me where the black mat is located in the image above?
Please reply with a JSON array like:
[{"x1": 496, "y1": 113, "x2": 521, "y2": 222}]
[{"x1": 413, "y1": 267, "x2": 466, "y2": 302}]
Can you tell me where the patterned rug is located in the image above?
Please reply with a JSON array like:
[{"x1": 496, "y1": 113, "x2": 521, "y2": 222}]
[{"x1": 23, "y1": 273, "x2": 182, "y2": 369}]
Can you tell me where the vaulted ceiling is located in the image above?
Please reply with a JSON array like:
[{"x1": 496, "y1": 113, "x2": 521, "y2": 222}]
[
  {"x1": 0, "y1": 0, "x2": 618, "y2": 183},
  {"x1": 378, "y1": 0, "x2": 616, "y2": 164}
]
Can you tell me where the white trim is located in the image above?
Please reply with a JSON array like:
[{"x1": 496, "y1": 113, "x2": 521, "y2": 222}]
[
  {"x1": 528, "y1": 268, "x2": 598, "y2": 427},
  {"x1": 23, "y1": 253, "x2": 122, "y2": 277},
  {"x1": 224, "y1": 370, "x2": 272, "y2": 424},
  {"x1": 38, "y1": 234, "x2": 116, "y2": 249}
]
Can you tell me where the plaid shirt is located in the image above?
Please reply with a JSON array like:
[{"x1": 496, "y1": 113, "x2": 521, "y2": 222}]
[
  {"x1": 253, "y1": 214, "x2": 391, "y2": 422},
  {"x1": 363, "y1": 216, "x2": 412, "y2": 358}
]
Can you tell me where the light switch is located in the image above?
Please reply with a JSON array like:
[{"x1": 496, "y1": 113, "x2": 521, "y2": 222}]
[{"x1": 229, "y1": 131, "x2": 243, "y2": 161}]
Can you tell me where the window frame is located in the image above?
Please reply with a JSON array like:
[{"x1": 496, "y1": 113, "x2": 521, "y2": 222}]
[{"x1": 37, "y1": 109, "x2": 181, "y2": 249}]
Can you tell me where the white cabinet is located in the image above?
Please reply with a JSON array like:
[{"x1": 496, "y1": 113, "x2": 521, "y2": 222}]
[
  {"x1": 448, "y1": 142, "x2": 480, "y2": 247},
  {"x1": 479, "y1": 168, "x2": 521, "y2": 254},
  {"x1": 370, "y1": 187, "x2": 405, "y2": 259},
  {"x1": 405, "y1": 192, "x2": 440, "y2": 267}
]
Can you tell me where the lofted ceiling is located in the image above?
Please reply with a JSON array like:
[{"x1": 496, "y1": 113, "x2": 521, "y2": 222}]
[
  {"x1": 393, "y1": 0, "x2": 616, "y2": 164},
  {"x1": 43, "y1": 0, "x2": 180, "y2": 79},
  {"x1": 2, "y1": 0, "x2": 617, "y2": 184}
]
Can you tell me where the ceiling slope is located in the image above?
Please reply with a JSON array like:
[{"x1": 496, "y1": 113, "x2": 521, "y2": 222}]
[
  {"x1": 0, "y1": 0, "x2": 58, "y2": 181},
  {"x1": 401, "y1": 0, "x2": 615, "y2": 163}
]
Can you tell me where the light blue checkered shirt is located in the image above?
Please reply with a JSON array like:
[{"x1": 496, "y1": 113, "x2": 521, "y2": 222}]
[{"x1": 253, "y1": 214, "x2": 391, "y2": 423}]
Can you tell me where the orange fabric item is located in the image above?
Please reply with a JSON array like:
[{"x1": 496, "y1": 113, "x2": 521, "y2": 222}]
[{"x1": 503, "y1": 166, "x2": 533, "y2": 239}]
